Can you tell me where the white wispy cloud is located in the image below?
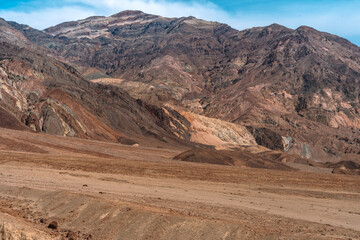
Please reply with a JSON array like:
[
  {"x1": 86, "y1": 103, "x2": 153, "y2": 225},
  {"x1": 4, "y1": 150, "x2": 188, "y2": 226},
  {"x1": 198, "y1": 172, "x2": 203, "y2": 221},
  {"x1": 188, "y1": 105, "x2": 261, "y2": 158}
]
[
  {"x1": 0, "y1": 6, "x2": 96, "y2": 29},
  {"x1": 65, "y1": 0, "x2": 232, "y2": 26}
]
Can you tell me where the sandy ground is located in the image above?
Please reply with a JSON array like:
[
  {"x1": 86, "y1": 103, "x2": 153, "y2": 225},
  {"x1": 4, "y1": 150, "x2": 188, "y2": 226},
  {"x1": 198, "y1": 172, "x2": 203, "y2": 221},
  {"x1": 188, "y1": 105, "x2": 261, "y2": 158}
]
[{"x1": 0, "y1": 128, "x2": 359, "y2": 239}]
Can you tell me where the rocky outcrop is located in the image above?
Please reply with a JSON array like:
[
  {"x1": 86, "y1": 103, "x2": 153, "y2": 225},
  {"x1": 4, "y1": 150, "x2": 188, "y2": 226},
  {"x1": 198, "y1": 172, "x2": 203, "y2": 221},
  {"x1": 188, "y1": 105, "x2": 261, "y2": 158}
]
[{"x1": 246, "y1": 127, "x2": 284, "y2": 150}]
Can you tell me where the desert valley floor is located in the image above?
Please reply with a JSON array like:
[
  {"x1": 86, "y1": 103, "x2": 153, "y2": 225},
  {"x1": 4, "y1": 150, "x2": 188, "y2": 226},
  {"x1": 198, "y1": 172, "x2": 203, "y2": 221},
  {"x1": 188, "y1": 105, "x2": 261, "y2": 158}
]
[{"x1": 0, "y1": 127, "x2": 359, "y2": 239}]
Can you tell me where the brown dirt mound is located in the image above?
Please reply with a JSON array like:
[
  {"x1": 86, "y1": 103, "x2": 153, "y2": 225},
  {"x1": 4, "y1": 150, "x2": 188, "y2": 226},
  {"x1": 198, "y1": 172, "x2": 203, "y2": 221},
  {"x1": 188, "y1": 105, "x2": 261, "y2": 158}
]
[
  {"x1": 328, "y1": 161, "x2": 360, "y2": 169},
  {"x1": 174, "y1": 148, "x2": 235, "y2": 166},
  {"x1": 327, "y1": 161, "x2": 360, "y2": 175},
  {"x1": 173, "y1": 148, "x2": 294, "y2": 170}
]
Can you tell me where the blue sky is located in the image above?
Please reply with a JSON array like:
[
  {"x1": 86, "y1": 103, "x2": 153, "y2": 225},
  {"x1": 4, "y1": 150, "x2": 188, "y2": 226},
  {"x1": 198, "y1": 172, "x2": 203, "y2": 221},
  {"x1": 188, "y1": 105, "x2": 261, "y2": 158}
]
[{"x1": 0, "y1": 0, "x2": 359, "y2": 46}]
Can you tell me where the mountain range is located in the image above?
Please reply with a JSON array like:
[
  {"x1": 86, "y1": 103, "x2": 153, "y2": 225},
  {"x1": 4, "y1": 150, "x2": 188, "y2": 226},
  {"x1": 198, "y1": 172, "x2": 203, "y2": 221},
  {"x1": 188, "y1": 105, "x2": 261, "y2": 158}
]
[{"x1": 1, "y1": 10, "x2": 360, "y2": 173}]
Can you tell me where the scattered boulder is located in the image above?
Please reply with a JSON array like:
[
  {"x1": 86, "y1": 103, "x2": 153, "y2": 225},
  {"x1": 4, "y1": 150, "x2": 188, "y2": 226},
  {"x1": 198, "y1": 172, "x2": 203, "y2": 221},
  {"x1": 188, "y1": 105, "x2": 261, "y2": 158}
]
[{"x1": 47, "y1": 221, "x2": 58, "y2": 230}]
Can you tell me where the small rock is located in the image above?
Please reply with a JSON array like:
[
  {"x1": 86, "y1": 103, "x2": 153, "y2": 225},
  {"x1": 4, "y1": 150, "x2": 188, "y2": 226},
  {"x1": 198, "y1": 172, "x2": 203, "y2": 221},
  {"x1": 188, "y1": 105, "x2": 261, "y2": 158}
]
[
  {"x1": 66, "y1": 230, "x2": 77, "y2": 240},
  {"x1": 48, "y1": 221, "x2": 58, "y2": 229},
  {"x1": 83, "y1": 184, "x2": 88, "y2": 187},
  {"x1": 39, "y1": 218, "x2": 46, "y2": 223}
]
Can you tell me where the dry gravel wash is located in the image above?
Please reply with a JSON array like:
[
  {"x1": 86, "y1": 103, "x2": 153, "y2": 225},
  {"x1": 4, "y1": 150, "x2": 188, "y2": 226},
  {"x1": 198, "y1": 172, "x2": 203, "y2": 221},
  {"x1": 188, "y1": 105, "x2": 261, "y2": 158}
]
[{"x1": 0, "y1": 131, "x2": 359, "y2": 239}]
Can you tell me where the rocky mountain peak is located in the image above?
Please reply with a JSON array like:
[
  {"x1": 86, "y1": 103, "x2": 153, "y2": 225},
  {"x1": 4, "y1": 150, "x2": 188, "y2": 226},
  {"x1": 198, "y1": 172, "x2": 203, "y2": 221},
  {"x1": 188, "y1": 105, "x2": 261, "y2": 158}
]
[
  {"x1": 110, "y1": 10, "x2": 147, "y2": 18},
  {"x1": 266, "y1": 23, "x2": 290, "y2": 31},
  {"x1": 44, "y1": 10, "x2": 163, "y2": 39},
  {"x1": 296, "y1": 25, "x2": 317, "y2": 32}
]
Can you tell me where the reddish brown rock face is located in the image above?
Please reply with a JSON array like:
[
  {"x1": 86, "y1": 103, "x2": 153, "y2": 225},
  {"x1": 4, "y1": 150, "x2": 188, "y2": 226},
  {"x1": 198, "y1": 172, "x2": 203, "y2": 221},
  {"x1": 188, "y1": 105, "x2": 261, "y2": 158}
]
[{"x1": 0, "y1": 24, "x2": 191, "y2": 147}]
